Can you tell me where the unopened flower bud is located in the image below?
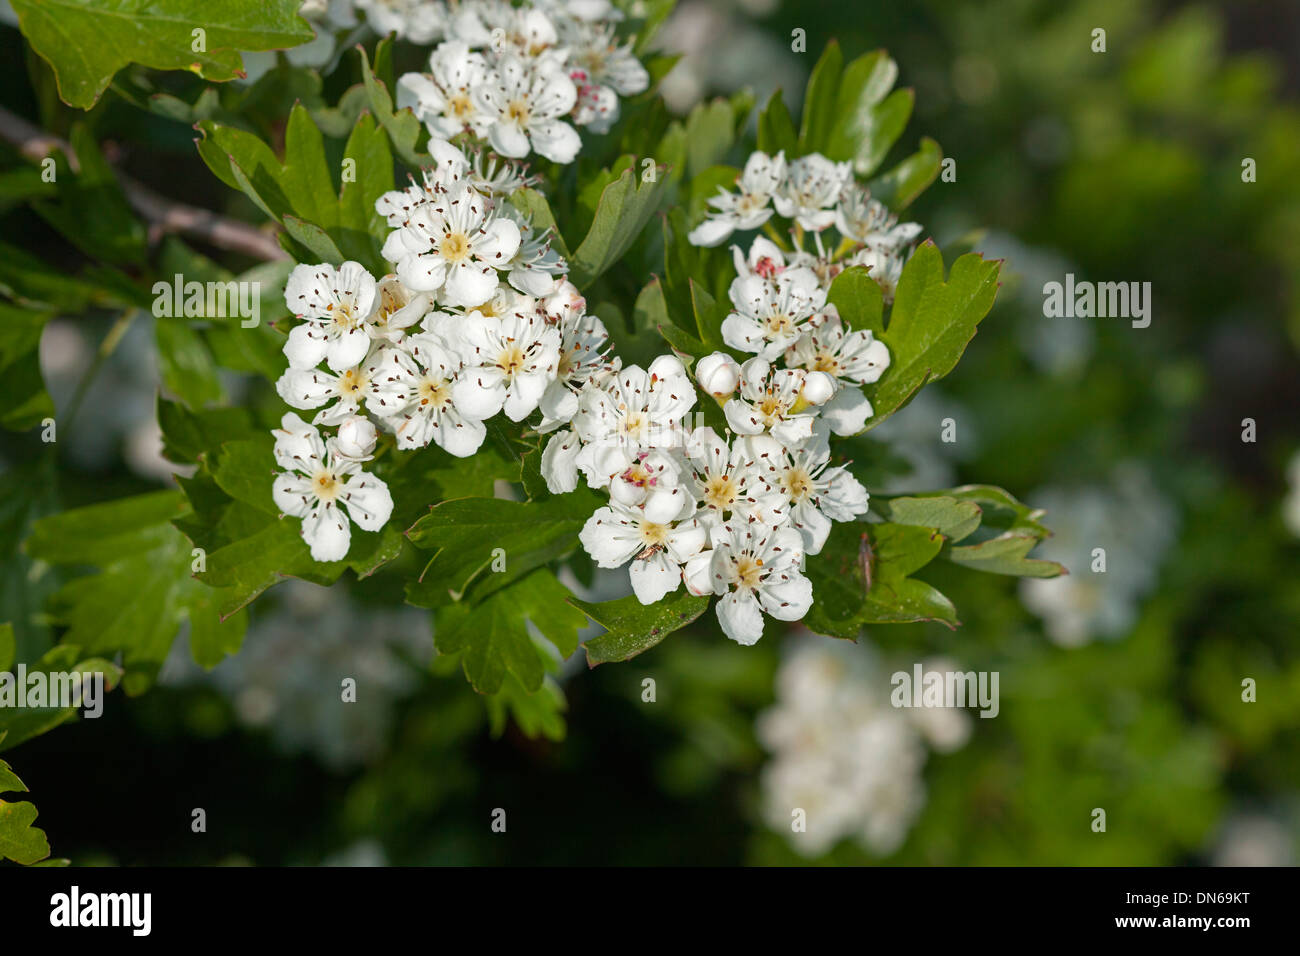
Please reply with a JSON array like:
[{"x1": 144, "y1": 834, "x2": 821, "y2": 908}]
[
  {"x1": 801, "y1": 370, "x2": 836, "y2": 406},
  {"x1": 335, "y1": 416, "x2": 377, "y2": 460},
  {"x1": 695, "y1": 351, "x2": 741, "y2": 398},
  {"x1": 543, "y1": 279, "x2": 585, "y2": 323}
]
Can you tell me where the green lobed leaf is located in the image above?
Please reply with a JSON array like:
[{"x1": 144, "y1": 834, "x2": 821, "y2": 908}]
[
  {"x1": 0, "y1": 645, "x2": 123, "y2": 750},
  {"x1": 405, "y1": 490, "x2": 600, "y2": 605},
  {"x1": 11, "y1": 0, "x2": 315, "y2": 109},
  {"x1": 0, "y1": 758, "x2": 49, "y2": 865},
  {"x1": 574, "y1": 589, "x2": 711, "y2": 666},
  {"x1": 434, "y1": 568, "x2": 585, "y2": 694},
  {"x1": 868, "y1": 136, "x2": 943, "y2": 210},
  {"x1": 826, "y1": 49, "x2": 900, "y2": 159},
  {"x1": 798, "y1": 41, "x2": 844, "y2": 155},
  {"x1": 876, "y1": 495, "x2": 983, "y2": 542},
  {"x1": 803, "y1": 521, "x2": 956, "y2": 637},
  {"x1": 358, "y1": 41, "x2": 429, "y2": 169},
  {"x1": 756, "y1": 89, "x2": 798, "y2": 156},
  {"x1": 567, "y1": 162, "x2": 670, "y2": 288},
  {"x1": 862, "y1": 241, "x2": 1001, "y2": 430},
  {"x1": 24, "y1": 491, "x2": 250, "y2": 686},
  {"x1": 826, "y1": 265, "x2": 885, "y2": 335},
  {"x1": 0, "y1": 302, "x2": 55, "y2": 430}
]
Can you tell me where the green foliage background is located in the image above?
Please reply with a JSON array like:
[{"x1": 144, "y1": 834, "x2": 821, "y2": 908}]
[{"x1": 0, "y1": 0, "x2": 1297, "y2": 865}]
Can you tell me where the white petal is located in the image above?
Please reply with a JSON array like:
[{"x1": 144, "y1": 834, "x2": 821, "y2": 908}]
[
  {"x1": 325, "y1": 327, "x2": 371, "y2": 372},
  {"x1": 443, "y1": 261, "x2": 499, "y2": 308},
  {"x1": 717, "y1": 590, "x2": 765, "y2": 645},
  {"x1": 272, "y1": 473, "x2": 313, "y2": 517},
  {"x1": 629, "y1": 552, "x2": 682, "y2": 604},
  {"x1": 302, "y1": 504, "x2": 351, "y2": 562},
  {"x1": 822, "y1": 386, "x2": 874, "y2": 436},
  {"x1": 452, "y1": 374, "x2": 506, "y2": 420},
  {"x1": 758, "y1": 573, "x2": 814, "y2": 621},
  {"x1": 579, "y1": 507, "x2": 640, "y2": 568},
  {"x1": 284, "y1": 323, "x2": 328, "y2": 369},
  {"x1": 541, "y1": 431, "x2": 582, "y2": 494},
  {"x1": 688, "y1": 216, "x2": 736, "y2": 248},
  {"x1": 529, "y1": 119, "x2": 581, "y2": 164},
  {"x1": 340, "y1": 474, "x2": 393, "y2": 531}
]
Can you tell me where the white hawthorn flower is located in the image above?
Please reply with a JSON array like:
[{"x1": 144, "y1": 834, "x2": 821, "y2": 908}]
[
  {"x1": 785, "y1": 309, "x2": 891, "y2": 387},
  {"x1": 683, "y1": 426, "x2": 787, "y2": 528},
  {"x1": 722, "y1": 265, "x2": 826, "y2": 360},
  {"x1": 851, "y1": 244, "x2": 908, "y2": 304},
  {"x1": 538, "y1": 305, "x2": 611, "y2": 429},
  {"x1": 335, "y1": 415, "x2": 378, "y2": 460},
  {"x1": 272, "y1": 413, "x2": 394, "y2": 563},
  {"x1": 754, "y1": 441, "x2": 871, "y2": 555},
  {"x1": 381, "y1": 179, "x2": 521, "y2": 307},
  {"x1": 397, "y1": 41, "x2": 493, "y2": 140},
  {"x1": 733, "y1": 236, "x2": 790, "y2": 280},
  {"x1": 474, "y1": 55, "x2": 581, "y2": 164},
  {"x1": 374, "y1": 141, "x2": 477, "y2": 227},
  {"x1": 275, "y1": 360, "x2": 375, "y2": 427},
  {"x1": 835, "y1": 185, "x2": 922, "y2": 249},
  {"x1": 565, "y1": 21, "x2": 649, "y2": 133},
  {"x1": 283, "y1": 261, "x2": 378, "y2": 372},
  {"x1": 451, "y1": 2, "x2": 560, "y2": 58},
  {"x1": 356, "y1": 0, "x2": 445, "y2": 44},
  {"x1": 604, "y1": 448, "x2": 693, "y2": 522},
  {"x1": 579, "y1": 499, "x2": 707, "y2": 605},
  {"x1": 685, "y1": 520, "x2": 812, "y2": 645},
  {"x1": 367, "y1": 275, "x2": 430, "y2": 345},
  {"x1": 688, "y1": 150, "x2": 787, "y2": 247},
  {"x1": 572, "y1": 354, "x2": 696, "y2": 457},
  {"x1": 500, "y1": 205, "x2": 568, "y2": 296},
  {"x1": 368, "y1": 333, "x2": 487, "y2": 456},
  {"x1": 453, "y1": 302, "x2": 562, "y2": 422},
  {"x1": 773, "y1": 153, "x2": 852, "y2": 231},
  {"x1": 723, "y1": 357, "x2": 826, "y2": 449}
]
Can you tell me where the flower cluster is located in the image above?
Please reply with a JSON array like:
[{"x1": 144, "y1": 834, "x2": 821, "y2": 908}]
[
  {"x1": 688, "y1": 150, "x2": 922, "y2": 304},
  {"x1": 272, "y1": 138, "x2": 597, "y2": 560},
  {"x1": 270, "y1": 41, "x2": 913, "y2": 644},
  {"x1": 395, "y1": 0, "x2": 649, "y2": 164},
  {"x1": 758, "y1": 639, "x2": 969, "y2": 857},
  {"x1": 544, "y1": 339, "x2": 878, "y2": 646}
]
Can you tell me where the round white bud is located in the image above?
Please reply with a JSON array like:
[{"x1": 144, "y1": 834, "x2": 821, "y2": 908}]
[
  {"x1": 695, "y1": 351, "x2": 741, "y2": 397},
  {"x1": 801, "y1": 370, "x2": 836, "y2": 406},
  {"x1": 334, "y1": 416, "x2": 377, "y2": 460}
]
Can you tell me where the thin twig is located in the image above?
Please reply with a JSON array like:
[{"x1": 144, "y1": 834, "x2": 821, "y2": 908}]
[{"x1": 0, "y1": 104, "x2": 287, "y2": 262}]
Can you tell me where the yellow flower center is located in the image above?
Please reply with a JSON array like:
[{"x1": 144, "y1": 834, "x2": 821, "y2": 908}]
[
  {"x1": 763, "y1": 312, "x2": 793, "y2": 337},
  {"x1": 339, "y1": 368, "x2": 369, "y2": 397},
  {"x1": 506, "y1": 100, "x2": 532, "y2": 125},
  {"x1": 418, "y1": 375, "x2": 451, "y2": 408},
  {"x1": 703, "y1": 474, "x2": 738, "y2": 511},
  {"x1": 312, "y1": 468, "x2": 340, "y2": 503},
  {"x1": 439, "y1": 232, "x2": 471, "y2": 263},
  {"x1": 449, "y1": 94, "x2": 474, "y2": 118},
  {"x1": 496, "y1": 343, "x2": 526, "y2": 375},
  {"x1": 620, "y1": 410, "x2": 647, "y2": 442},
  {"x1": 638, "y1": 521, "x2": 669, "y2": 548},
  {"x1": 757, "y1": 394, "x2": 787, "y2": 425},
  {"x1": 783, "y1": 466, "x2": 813, "y2": 502},
  {"x1": 732, "y1": 554, "x2": 764, "y2": 590},
  {"x1": 812, "y1": 352, "x2": 842, "y2": 376},
  {"x1": 329, "y1": 300, "x2": 358, "y2": 330}
]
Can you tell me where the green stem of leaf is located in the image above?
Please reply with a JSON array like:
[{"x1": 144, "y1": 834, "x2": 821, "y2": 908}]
[{"x1": 63, "y1": 308, "x2": 139, "y2": 441}]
